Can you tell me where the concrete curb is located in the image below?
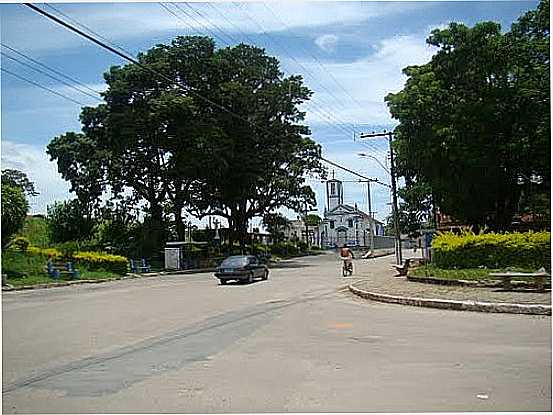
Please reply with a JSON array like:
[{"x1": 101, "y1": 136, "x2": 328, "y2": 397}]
[
  {"x1": 2, "y1": 268, "x2": 218, "y2": 292},
  {"x1": 348, "y1": 281, "x2": 551, "y2": 315}
]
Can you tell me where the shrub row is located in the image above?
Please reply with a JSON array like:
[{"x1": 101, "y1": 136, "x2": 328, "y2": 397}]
[
  {"x1": 432, "y1": 230, "x2": 550, "y2": 270},
  {"x1": 25, "y1": 245, "x2": 128, "y2": 275}
]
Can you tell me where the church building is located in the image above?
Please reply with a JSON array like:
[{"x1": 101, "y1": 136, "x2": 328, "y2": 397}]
[{"x1": 319, "y1": 176, "x2": 384, "y2": 248}]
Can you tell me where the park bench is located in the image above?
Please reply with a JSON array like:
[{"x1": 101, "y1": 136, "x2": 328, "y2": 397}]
[
  {"x1": 489, "y1": 268, "x2": 550, "y2": 291},
  {"x1": 45, "y1": 260, "x2": 79, "y2": 280},
  {"x1": 130, "y1": 258, "x2": 151, "y2": 273},
  {"x1": 392, "y1": 258, "x2": 412, "y2": 276}
]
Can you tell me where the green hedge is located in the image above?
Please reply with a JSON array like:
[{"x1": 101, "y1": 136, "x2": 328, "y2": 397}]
[
  {"x1": 26, "y1": 245, "x2": 128, "y2": 275},
  {"x1": 73, "y1": 251, "x2": 128, "y2": 275},
  {"x1": 432, "y1": 230, "x2": 550, "y2": 270}
]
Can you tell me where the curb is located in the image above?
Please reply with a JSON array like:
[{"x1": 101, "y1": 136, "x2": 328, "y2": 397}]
[
  {"x1": 348, "y1": 281, "x2": 551, "y2": 315},
  {"x1": 2, "y1": 268, "x2": 218, "y2": 292}
]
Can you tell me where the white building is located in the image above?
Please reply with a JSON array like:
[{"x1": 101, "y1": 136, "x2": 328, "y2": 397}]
[{"x1": 319, "y1": 177, "x2": 384, "y2": 248}]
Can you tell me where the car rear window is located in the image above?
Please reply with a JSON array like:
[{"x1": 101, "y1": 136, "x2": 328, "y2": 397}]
[{"x1": 220, "y1": 257, "x2": 248, "y2": 267}]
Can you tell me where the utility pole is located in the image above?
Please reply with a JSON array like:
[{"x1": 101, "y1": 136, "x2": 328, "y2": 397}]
[
  {"x1": 359, "y1": 130, "x2": 403, "y2": 265},
  {"x1": 367, "y1": 180, "x2": 375, "y2": 253}
]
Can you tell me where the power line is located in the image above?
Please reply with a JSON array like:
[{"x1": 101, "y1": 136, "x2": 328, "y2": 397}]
[
  {"x1": 230, "y1": 2, "x2": 360, "y2": 134},
  {"x1": 169, "y1": 2, "x2": 357, "y2": 140},
  {"x1": 1, "y1": 51, "x2": 102, "y2": 102},
  {"x1": 24, "y1": 3, "x2": 383, "y2": 189},
  {"x1": 263, "y1": 2, "x2": 366, "y2": 113},
  {"x1": 1, "y1": 67, "x2": 87, "y2": 106},
  {"x1": 1, "y1": 42, "x2": 103, "y2": 96}
]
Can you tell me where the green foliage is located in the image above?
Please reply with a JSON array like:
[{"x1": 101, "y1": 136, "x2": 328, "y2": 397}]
[
  {"x1": 270, "y1": 242, "x2": 300, "y2": 257},
  {"x1": 304, "y1": 214, "x2": 322, "y2": 227},
  {"x1": 11, "y1": 236, "x2": 30, "y2": 252},
  {"x1": 1, "y1": 250, "x2": 123, "y2": 286},
  {"x1": 47, "y1": 36, "x2": 323, "y2": 250},
  {"x1": 263, "y1": 213, "x2": 290, "y2": 243},
  {"x1": 27, "y1": 246, "x2": 63, "y2": 259},
  {"x1": 1, "y1": 184, "x2": 29, "y2": 248},
  {"x1": 1, "y1": 169, "x2": 38, "y2": 196},
  {"x1": 432, "y1": 230, "x2": 550, "y2": 269},
  {"x1": 386, "y1": 1, "x2": 550, "y2": 229},
  {"x1": 72, "y1": 251, "x2": 128, "y2": 275},
  {"x1": 47, "y1": 199, "x2": 96, "y2": 243},
  {"x1": 19, "y1": 216, "x2": 50, "y2": 247}
]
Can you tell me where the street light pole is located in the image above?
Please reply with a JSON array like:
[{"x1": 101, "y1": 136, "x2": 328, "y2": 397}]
[{"x1": 359, "y1": 130, "x2": 403, "y2": 265}]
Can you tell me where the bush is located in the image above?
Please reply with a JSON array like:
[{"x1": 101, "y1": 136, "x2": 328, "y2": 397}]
[
  {"x1": 297, "y1": 241, "x2": 308, "y2": 252},
  {"x1": 73, "y1": 251, "x2": 128, "y2": 275},
  {"x1": 27, "y1": 246, "x2": 63, "y2": 260},
  {"x1": 432, "y1": 230, "x2": 550, "y2": 270},
  {"x1": 11, "y1": 236, "x2": 30, "y2": 252},
  {"x1": 270, "y1": 242, "x2": 299, "y2": 257}
]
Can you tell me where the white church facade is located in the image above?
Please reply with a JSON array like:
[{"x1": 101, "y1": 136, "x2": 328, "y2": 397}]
[{"x1": 319, "y1": 177, "x2": 384, "y2": 248}]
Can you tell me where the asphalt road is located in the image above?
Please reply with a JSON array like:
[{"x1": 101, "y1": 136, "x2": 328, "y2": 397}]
[{"x1": 2, "y1": 252, "x2": 551, "y2": 413}]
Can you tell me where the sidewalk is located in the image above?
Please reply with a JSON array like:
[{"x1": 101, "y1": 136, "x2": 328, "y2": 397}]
[{"x1": 349, "y1": 255, "x2": 551, "y2": 312}]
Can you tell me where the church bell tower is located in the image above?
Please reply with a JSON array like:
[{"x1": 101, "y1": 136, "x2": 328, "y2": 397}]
[{"x1": 326, "y1": 171, "x2": 343, "y2": 211}]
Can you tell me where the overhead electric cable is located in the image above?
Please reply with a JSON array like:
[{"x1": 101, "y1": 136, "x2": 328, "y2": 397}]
[
  {"x1": 163, "y1": 2, "x2": 361, "y2": 141},
  {"x1": 1, "y1": 67, "x2": 87, "y2": 106},
  {"x1": 1, "y1": 42, "x2": 103, "y2": 96},
  {"x1": 263, "y1": 2, "x2": 367, "y2": 112},
  {"x1": 231, "y1": 2, "x2": 360, "y2": 134},
  {"x1": 1, "y1": 51, "x2": 102, "y2": 102},
  {"x1": 24, "y1": 3, "x2": 388, "y2": 188}
]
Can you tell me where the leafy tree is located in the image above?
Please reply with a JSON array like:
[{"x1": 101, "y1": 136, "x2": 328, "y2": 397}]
[
  {"x1": 386, "y1": 0, "x2": 549, "y2": 230},
  {"x1": 190, "y1": 44, "x2": 323, "y2": 245},
  {"x1": 46, "y1": 199, "x2": 96, "y2": 243},
  {"x1": 1, "y1": 169, "x2": 38, "y2": 196},
  {"x1": 263, "y1": 213, "x2": 290, "y2": 243},
  {"x1": 304, "y1": 214, "x2": 322, "y2": 227},
  {"x1": 1, "y1": 184, "x2": 29, "y2": 248}
]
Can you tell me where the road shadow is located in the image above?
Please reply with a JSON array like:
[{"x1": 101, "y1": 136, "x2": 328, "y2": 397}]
[{"x1": 268, "y1": 262, "x2": 311, "y2": 269}]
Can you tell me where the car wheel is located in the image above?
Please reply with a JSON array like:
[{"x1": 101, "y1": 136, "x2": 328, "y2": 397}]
[
  {"x1": 263, "y1": 270, "x2": 269, "y2": 280},
  {"x1": 219, "y1": 279, "x2": 227, "y2": 285},
  {"x1": 248, "y1": 272, "x2": 254, "y2": 284}
]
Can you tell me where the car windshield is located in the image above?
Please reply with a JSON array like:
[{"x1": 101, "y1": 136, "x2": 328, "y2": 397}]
[{"x1": 220, "y1": 256, "x2": 248, "y2": 268}]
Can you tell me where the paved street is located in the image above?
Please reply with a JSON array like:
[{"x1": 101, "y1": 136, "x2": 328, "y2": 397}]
[{"x1": 2, "y1": 252, "x2": 551, "y2": 413}]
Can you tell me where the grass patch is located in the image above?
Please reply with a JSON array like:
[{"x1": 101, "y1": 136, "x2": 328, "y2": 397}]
[
  {"x1": 2, "y1": 250, "x2": 123, "y2": 287},
  {"x1": 411, "y1": 264, "x2": 540, "y2": 281}
]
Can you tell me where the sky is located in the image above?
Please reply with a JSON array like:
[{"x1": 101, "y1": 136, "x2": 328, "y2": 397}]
[{"x1": 1, "y1": 0, "x2": 539, "y2": 229}]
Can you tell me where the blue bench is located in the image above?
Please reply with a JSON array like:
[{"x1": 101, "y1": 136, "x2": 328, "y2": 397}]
[
  {"x1": 130, "y1": 258, "x2": 151, "y2": 273},
  {"x1": 46, "y1": 260, "x2": 79, "y2": 280}
]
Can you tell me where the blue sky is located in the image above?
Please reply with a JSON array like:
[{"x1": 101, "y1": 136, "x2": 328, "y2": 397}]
[{"x1": 1, "y1": 1, "x2": 538, "y2": 227}]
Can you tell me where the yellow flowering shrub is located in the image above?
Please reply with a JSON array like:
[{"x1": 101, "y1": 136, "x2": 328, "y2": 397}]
[{"x1": 432, "y1": 230, "x2": 550, "y2": 269}]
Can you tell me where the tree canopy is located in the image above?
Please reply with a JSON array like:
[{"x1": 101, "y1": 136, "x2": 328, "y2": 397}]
[
  {"x1": 386, "y1": 0, "x2": 549, "y2": 230},
  {"x1": 47, "y1": 36, "x2": 322, "y2": 253}
]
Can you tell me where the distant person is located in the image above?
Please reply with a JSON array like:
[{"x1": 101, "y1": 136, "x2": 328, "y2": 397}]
[{"x1": 340, "y1": 244, "x2": 354, "y2": 275}]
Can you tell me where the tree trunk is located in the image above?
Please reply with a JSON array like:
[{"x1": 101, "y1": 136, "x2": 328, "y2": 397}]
[
  {"x1": 147, "y1": 202, "x2": 164, "y2": 260},
  {"x1": 174, "y1": 202, "x2": 186, "y2": 241}
]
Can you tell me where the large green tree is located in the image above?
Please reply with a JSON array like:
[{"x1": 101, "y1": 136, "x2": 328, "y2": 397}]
[
  {"x1": 386, "y1": 0, "x2": 549, "y2": 230},
  {"x1": 190, "y1": 44, "x2": 322, "y2": 246},
  {"x1": 47, "y1": 36, "x2": 322, "y2": 250}
]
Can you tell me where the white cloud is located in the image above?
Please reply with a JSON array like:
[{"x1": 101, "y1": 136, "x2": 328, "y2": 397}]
[
  {"x1": 315, "y1": 34, "x2": 338, "y2": 53},
  {"x1": 1, "y1": 140, "x2": 72, "y2": 214},
  {"x1": 2, "y1": 2, "x2": 434, "y2": 54},
  {"x1": 296, "y1": 32, "x2": 438, "y2": 126}
]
